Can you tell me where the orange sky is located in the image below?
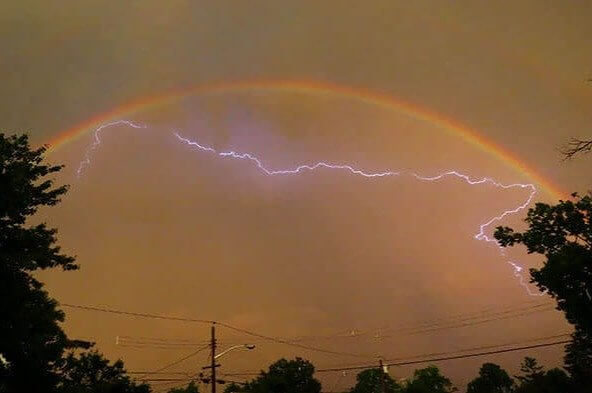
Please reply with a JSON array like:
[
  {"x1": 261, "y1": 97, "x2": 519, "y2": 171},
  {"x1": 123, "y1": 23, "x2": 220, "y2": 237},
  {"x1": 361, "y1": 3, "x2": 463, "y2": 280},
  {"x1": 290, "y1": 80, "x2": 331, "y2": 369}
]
[{"x1": 2, "y1": 1, "x2": 591, "y2": 390}]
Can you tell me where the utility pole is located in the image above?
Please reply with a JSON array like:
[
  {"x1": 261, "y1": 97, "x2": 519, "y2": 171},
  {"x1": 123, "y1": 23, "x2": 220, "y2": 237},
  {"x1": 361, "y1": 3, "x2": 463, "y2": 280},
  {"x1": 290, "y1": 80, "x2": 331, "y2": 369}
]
[
  {"x1": 202, "y1": 325, "x2": 255, "y2": 392},
  {"x1": 211, "y1": 324, "x2": 217, "y2": 393}
]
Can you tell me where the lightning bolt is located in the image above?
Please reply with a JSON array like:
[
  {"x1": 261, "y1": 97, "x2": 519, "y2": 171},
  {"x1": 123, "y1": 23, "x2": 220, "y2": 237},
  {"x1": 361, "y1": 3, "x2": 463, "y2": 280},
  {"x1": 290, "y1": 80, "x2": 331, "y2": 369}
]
[
  {"x1": 74, "y1": 121, "x2": 543, "y2": 296},
  {"x1": 76, "y1": 120, "x2": 146, "y2": 178},
  {"x1": 173, "y1": 131, "x2": 542, "y2": 296}
]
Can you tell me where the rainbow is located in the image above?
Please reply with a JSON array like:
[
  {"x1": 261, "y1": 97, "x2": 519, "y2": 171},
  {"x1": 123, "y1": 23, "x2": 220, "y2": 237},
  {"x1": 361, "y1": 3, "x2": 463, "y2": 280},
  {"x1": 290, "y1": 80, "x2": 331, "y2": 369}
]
[{"x1": 45, "y1": 79, "x2": 567, "y2": 199}]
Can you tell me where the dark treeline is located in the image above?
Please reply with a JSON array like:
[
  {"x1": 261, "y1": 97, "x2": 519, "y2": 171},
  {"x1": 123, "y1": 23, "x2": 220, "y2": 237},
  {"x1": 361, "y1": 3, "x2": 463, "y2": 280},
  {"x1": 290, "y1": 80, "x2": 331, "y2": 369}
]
[
  {"x1": 1, "y1": 132, "x2": 590, "y2": 393},
  {"x1": 166, "y1": 354, "x2": 576, "y2": 393},
  {"x1": 0, "y1": 134, "x2": 149, "y2": 393}
]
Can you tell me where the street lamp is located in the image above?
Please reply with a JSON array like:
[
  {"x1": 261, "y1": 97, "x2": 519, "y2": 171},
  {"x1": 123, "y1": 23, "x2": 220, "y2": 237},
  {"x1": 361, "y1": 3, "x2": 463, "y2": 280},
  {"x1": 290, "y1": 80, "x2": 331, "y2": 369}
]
[
  {"x1": 214, "y1": 344, "x2": 256, "y2": 360},
  {"x1": 204, "y1": 326, "x2": 257, "y2": 393}
]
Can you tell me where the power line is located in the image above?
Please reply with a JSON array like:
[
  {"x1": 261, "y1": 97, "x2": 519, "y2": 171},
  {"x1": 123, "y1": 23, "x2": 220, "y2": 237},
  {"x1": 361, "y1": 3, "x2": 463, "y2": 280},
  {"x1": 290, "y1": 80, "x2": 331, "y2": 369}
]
[
  {"x1": 140, "y1": 377, "x2": 191, "y2": 382},
  {"x1": 116, "y1": 337, "x2": 211, "y2": 350},
  {"x1": 62, "y1": 303, "x2": 215, "y2": 324},
  {"x1": 317, "y1": 302, "x2": 553, "y2": 341},
  {"x1": 384, "y1": 333, "x2": 571, "y2": 362},
  {"x1": 315, "y1": 340, "x2": 570, "y2": 373},
  {"x1": 383, "y1": 302, "x2": 553, "y2": 332},
  {"x1": 278, "y1": 303, "x2": 555, "y2": 344},
  {"x1": 129, "y1": 371, "x2": 191, "y2": 375},
  {"x1": 210, "y1": 304, "x2": 556, "y2": 360},
  {"x1": 368, "y1": 303, "x2": 553, "y2": 338},
  {"x1": 384, "y1": 304, "x2": 555, "y2": 338},
  {"x1": 202, "y1": 303, "x2": 556, "y2": 346},
  {"x1": 219, "y1": 302, "x2": 554, "y2": 344},
  {"x1": 119, "y1": 335, "x2": 210, "y2": 344},
  {"x1": 61, "y1": 301, "x2": 557, "y2": 359},
  {"x1": 63, "y1": 303, "x2": 373, "y2": 359},
  {"x1": 215, "y1": 321, "x2": 373, "y2": 359},
  {"x1": 142, "y1": 377, "x2": 247, "y2": 384},
  {"x1": 63, "y1": 302, "x2": 552, "y2": 342},
  {"x1": 136, "y1": 344, "x2": 210, "y2": 379},
  {"x1": 223, "y1": 334, "x2": 571, "y2": 376},
  {"x1": 118, "y1": 302, "x2": 553, "y2": 351},
  {"x1": 319, "y1": 333, "x2": 572, "y2": 371},
  {"x1": 117, "y1": 343, "x2": 207, "y2": 350}
]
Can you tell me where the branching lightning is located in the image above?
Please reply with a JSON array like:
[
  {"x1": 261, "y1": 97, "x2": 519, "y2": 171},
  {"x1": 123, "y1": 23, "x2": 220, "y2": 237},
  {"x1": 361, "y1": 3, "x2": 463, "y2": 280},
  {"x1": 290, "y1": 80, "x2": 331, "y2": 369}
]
[
  {"x1": 76, "y1": 120, "x2": 146, "y2": 178},
  {"x1": 74, "y1": 120, "x2": 544, "y2": 296},
  {"x1": 173, "y1": 131, "x2": 542, "y2": 296}
]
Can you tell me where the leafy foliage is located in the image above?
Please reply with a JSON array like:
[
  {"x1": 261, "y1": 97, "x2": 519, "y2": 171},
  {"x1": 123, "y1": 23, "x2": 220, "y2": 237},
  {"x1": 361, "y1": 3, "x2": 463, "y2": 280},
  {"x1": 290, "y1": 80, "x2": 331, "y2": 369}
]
[
  {"x1": 0, "y1": 267, "x2": 70, "y2": 391},
  {"x1": 0, "y1": 134, "x2": 77, "y2": 273},
  {"x1": 58, "y1": 350, "x2": 150, "y2": 393},
  {"x1": 494, "y1": 194, "x2": 592, "y2": 388},
  {"x1": 402, "y1": 366, "x2": 456, "y2": 393},
  {"x1": 515, "y1": 357, "x2": 544, "y2": 385},
  {"x1": 511, "y1": 357, "x2": 574, "y2": 393},
  {"x1": 350, "y1": 368, "x2": 401, "y2": 393},
  {"x1": 494, "y1": 194, "x2": 592, "y2": 335},
  {"x1": 168, "y1": 382, "x2": 199, "y2": 393},
  {"x1": 0, "y1": 134, "x2": 77, "y2": 392},
  {"x1": 466, "y1": 363, "x2": 514, "y2": 393},
  {"x1": 224, "y1": 383, "x2": 242, "y2": 393},
  {"x1": 233, "y1": 358, "x2": 321, "y2": 393},
  {"x1": 1, "y1": 134, "x2": 143, "y2": 393},
  {"x1": 564, "y1": 328, "x2": 592, "y2": 391},
  {"x1": 514, "y1": 368, "x2": 573, "y2": 393}
]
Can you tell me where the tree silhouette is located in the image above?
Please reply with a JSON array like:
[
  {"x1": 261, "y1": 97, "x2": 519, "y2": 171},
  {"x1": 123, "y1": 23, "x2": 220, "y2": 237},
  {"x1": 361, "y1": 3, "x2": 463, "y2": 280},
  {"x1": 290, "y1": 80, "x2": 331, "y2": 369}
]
[
  {"x1": 224, "y1": 382, "x2": 241, "y2": 393},
  {"x1": 534, "y1": 368, "x2": 574, "y2": 393},
  {"x1": 515, "y1": 368, "x2": 573, "y2": 393},
  {"x1": 234, "y1": 358, "x2": 321, "y2": 393},
  {"x1": 561, "y1": 138, "x2": 592, "y2": 160},
  {"x1": 466, "y1": 363, "x2": 513, "y2": 393},
  {"x1": 515, "y1": 357, "x2": 544, "y2": 385},
  {"x1": 494, "y1": 194, "x2": 592, "y2": 389},
  {"x1": 402, "y1": 366, "x2": 455, "y2": 393},
  {"x1": 349, "y1": 368, "x2": 401, "y2": 393},
  {"x1": 0, "y1": 133, "x2": 77, "y2": 391},
  {"x1": 0, "y1": 133, "x2": 146, "y2": 392},
  {"x1": 58, "y1": 350, "x2": 150, "y2": 393},
  {"x1": 167, "y1": 381, "x2": 199, "y2": 393},
  {"x1": 564, "y1": 328, "x2": 592, "y2": 391},
  {"x1": 561, "y1": 79, "x2": 592, "y2": 159},
  {"x1": 494, "y1": 194, "x2": 592, "y2": 335}
]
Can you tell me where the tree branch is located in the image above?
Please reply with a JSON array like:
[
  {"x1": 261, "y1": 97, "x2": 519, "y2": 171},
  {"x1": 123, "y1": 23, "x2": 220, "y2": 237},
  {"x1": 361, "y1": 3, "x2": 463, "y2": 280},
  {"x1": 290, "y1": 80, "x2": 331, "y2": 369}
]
[{"x1": 561, "y1": 138, "x2": 592, "y2": 160}]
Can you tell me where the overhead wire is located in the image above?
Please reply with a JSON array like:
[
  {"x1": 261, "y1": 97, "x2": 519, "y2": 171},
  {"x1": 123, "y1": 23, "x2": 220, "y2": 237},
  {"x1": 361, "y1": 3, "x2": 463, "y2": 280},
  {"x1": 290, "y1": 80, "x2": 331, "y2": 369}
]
[
  {"x1": 62, "y1": 301, "x2": 559, "y2": 360},
  {"x1": 62, "y1": 303, "x2": 373, "y2": 359},
  {"x1": 214, "y1": 320, "x2": 373, "y2": 359},
  {"x1": 63, "y1": 302, "x2": 553, "y2": 341},
  {"x1": 62, "y1": 303, "x2": 214, "y2": 324},
  {"x1": 316, "y1": 339, "x2": 570, "y2": 372},
  {"x1": 384, "y1": 332, "x2": 571, "y2": 362},
  {"x1": 380, "y1": 304, "x2": 556, "y2": 338},
  {"x1": 291, "y1": 301, "x2": 554, "y2": 342},
  {"x1": 383, "y1": 301, "x2": 553, "y2": 331},
  {"x1": 202, "y1": 302, "x2": 555, "y2": 345},
  {"x1": 135, "y1": 344, "x2": 210, "y2": 380},
  {"x1": 223, "y1": 333, "x2": 571, "y2": 376}
]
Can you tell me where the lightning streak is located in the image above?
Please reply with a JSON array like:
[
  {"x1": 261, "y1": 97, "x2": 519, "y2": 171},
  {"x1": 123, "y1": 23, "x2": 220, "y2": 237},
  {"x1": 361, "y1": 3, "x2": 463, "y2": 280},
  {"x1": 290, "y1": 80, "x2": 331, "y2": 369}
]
[
  {"x1": 174, "y1": 133, "x2": 400, "y2": 178},
  {"x1": 173, "y1": 131, "x2": 542, "y2": 296},
  {"x1": 73, "y1": 121, "x2": 542, "y2": 296},
  {"x1": 76, "y1": 120, "x2": 146, "y2": 178}
]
